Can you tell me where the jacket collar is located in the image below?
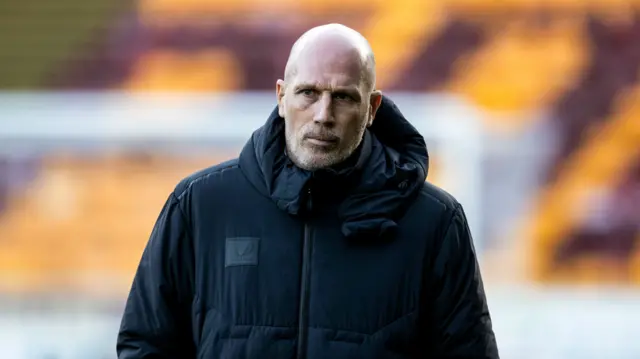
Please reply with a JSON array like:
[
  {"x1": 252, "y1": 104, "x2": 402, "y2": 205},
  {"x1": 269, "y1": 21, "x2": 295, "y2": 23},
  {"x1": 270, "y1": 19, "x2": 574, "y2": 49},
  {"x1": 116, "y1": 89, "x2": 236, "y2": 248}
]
[{"x1": 238, "y1": 95, "x2": 429, "y2": 240}]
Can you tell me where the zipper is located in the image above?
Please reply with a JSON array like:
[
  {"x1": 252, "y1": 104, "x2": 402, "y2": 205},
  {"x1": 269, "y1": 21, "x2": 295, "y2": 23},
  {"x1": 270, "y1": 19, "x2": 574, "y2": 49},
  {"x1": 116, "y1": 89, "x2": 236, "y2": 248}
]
[{"x1": 296, "y1": 188, "x2": 313, "y2": 359}]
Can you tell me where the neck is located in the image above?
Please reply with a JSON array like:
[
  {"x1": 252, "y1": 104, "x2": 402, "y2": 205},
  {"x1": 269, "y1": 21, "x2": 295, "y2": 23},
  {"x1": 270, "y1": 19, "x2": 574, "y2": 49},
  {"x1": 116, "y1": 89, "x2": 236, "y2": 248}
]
[
  {"x1": 307, "y1": 131, "x2": 371, "y2": 194},
  {"x1": 322, "y1": 141, "x2": 364, "y2": 174}
]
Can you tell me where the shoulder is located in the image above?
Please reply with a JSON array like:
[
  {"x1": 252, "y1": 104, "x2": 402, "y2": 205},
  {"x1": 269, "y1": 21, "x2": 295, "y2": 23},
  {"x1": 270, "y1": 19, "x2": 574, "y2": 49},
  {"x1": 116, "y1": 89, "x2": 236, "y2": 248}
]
[
  {"x1": 172, "y1": 157, "x2": 242, "y2": 201},
  {"x1": 410, "y1": 181, "x2": 466, "y2": 230},
  {"x1": 416, "y1": 181, "x2": 462, "y2": 213}
]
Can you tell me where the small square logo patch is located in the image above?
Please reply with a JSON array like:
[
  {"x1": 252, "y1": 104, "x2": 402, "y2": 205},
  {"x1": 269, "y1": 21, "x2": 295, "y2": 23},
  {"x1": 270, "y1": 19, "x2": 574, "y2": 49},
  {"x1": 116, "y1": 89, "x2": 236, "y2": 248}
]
[{"x1": 225, "y1": 237, "x2": 260, "y2": 267}]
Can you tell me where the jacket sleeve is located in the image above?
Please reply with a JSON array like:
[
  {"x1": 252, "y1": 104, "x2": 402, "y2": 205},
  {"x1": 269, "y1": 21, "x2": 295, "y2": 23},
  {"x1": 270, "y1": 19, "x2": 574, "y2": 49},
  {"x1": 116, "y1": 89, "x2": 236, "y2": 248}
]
[
  {"x1": 421, "y1": 204, "x2": 499, "y2": 359},
  {"x1": 117, "y1": 192, "x2": 196, "y2": 359}
]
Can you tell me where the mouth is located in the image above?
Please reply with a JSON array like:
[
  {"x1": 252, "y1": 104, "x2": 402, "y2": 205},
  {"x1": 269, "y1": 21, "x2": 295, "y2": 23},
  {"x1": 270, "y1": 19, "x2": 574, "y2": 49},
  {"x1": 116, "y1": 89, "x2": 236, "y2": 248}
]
[{"x1": 305, "y1": 134, "x2": 339, "y2": 147}]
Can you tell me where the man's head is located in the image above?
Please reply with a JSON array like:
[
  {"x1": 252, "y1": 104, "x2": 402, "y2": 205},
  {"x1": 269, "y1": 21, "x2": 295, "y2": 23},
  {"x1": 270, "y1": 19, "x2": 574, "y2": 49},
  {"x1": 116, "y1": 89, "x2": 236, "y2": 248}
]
[{"x1": 277, "y1": 24, "x2": 383, "y2": 171}]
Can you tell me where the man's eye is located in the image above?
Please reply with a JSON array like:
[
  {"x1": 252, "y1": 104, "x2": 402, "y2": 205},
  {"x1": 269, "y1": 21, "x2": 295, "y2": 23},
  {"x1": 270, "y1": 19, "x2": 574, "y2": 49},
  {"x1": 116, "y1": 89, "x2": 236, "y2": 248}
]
[
  {"x1": 299, "y1": 89, "x2": 314, "y2": 96},
  {"x1": 334, "y1": 93, "x2": 352, "y2": 101}
]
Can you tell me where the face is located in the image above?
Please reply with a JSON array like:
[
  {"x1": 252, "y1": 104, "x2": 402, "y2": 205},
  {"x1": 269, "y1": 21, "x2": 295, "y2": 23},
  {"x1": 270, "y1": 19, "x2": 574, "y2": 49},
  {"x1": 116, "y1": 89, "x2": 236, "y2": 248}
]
[{"x1": 276, "y1": 46, "x2": 382, "y2": 171}]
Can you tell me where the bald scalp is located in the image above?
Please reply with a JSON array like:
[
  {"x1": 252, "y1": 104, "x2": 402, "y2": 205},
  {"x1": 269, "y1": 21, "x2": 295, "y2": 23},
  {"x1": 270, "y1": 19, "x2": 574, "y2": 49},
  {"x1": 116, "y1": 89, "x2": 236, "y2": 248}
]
[{"x1": 284, "y1": 24, "x2": 376, "y2": 93}]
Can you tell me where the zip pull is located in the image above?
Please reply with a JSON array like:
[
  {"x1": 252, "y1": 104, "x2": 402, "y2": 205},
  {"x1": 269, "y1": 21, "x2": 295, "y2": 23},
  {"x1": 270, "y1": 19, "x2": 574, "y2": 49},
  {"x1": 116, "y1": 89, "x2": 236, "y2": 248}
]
[{"x1": 306, "y1": 187, "x2": 313, "y2": 212}]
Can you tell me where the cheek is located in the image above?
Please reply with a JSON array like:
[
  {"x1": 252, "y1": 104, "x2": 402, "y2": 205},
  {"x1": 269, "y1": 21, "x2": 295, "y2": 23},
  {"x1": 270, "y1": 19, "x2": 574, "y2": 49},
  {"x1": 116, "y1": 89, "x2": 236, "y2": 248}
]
[
  {"x1": 288, "y1": 94, "x2": 312, "y2": 111},
  {"x1": 285, "y1": 103, "x2": 313, "y2": 130},
  {"x1": 284, "y1": 112, "x2": 306, "y2": 141},
  {"x1": 340, "y1": 111, "x2": 369, "y2": 134}
]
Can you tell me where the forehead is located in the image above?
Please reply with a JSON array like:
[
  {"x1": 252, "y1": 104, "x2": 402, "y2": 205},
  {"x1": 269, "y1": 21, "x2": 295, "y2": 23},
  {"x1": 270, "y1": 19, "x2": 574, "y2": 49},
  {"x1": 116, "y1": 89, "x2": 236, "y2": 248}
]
[{"x1": 291, "y1": 46, "x2": 365, "y2": 88}]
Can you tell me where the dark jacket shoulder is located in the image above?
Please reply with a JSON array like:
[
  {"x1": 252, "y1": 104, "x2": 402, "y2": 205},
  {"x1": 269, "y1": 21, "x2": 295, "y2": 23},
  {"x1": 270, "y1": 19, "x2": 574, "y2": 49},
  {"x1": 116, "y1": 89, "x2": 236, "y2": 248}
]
[
  {"x1": 414, "y1": 181, "x2": 464, "y2": 229},
  {"x1": 419, "y1": 181, "x2": 459, "y2": 210},
  {"x1": 173, "y1": 158, "x2": 241, "y2": 200}
]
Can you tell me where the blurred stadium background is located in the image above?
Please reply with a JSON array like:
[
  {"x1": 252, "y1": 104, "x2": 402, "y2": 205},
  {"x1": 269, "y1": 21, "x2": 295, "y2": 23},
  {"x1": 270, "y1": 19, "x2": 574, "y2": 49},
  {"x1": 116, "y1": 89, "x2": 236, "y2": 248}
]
[{"x1": 1, "y1": 0, "x2": 640, "y2": 358}]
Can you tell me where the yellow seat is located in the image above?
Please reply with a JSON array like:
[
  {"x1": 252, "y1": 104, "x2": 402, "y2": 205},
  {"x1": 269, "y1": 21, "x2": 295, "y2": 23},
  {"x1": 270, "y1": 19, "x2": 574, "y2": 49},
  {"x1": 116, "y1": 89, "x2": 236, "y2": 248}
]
[
  {"x1": 0, "y1": 154, "x2": 227, "y2": 295},
  {"x1": 449, "y1": 16, "x2": 587, "y2": 123},
  {"x1": 125, "y1": 49, "x2": 243, "y2": 92},
  {"x1": 518, "y1": 85, "x2": 640, "y2": 285}
]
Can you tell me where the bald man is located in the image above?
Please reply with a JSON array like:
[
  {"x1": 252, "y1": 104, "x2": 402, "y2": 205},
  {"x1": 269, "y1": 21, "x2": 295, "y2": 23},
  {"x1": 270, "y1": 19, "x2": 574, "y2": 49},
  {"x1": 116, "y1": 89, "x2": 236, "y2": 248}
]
[{"x1": 117, "y1": 24, "x2": 499, "y2": 359}]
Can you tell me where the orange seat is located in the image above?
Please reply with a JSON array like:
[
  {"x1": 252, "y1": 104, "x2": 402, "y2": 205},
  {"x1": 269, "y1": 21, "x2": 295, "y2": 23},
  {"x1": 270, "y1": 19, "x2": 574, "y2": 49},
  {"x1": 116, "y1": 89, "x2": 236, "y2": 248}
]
[{"x1": 0, "y1": 153, "x2": 234, "y2": 296}]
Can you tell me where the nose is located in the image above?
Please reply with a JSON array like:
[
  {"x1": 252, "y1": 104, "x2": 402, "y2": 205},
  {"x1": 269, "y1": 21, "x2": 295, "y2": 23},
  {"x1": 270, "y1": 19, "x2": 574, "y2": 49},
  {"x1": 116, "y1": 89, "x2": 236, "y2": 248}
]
[{"x1": 312, "y1": 92, "x2": 333, "y2": 124}]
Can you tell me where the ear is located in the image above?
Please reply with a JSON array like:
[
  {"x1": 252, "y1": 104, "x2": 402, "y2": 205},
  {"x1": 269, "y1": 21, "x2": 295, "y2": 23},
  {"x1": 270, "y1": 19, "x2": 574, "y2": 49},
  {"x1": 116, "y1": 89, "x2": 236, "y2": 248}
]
[
  {"x1": 276, "y1": 79, "x2": 286, "y2": 117},
  {"x1": 367, "y1": 90, "x2": 383, "y2": 127}
]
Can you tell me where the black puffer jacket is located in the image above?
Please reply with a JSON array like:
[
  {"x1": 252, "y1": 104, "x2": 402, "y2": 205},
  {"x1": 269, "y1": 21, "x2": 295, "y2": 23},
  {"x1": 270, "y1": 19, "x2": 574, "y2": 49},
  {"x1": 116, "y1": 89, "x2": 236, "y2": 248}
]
[{"x1": 117, "y1": 96, "x2": 499, "y2": 358}]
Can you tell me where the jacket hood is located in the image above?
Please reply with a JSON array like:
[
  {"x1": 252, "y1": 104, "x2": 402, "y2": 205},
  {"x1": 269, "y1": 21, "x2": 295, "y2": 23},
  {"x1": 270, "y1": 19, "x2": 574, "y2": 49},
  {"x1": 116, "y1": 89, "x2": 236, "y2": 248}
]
[{"x1": 238, "y1": 95, "x2": 429, "y2": 240}]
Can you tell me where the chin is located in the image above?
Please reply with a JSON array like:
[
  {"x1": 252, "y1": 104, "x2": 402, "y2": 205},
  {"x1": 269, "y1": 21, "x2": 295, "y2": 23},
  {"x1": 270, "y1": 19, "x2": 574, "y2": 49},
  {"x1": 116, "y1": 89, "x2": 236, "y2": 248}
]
[
  {"x1": 307, "y1": 155, "x2": 348, "y2": 171},
  {"x1": 289, "y1": 144, "x2": 349, "y2": 170},
  {"x1": 291, "y1": 153, "x2": 331, "y2": 171}
]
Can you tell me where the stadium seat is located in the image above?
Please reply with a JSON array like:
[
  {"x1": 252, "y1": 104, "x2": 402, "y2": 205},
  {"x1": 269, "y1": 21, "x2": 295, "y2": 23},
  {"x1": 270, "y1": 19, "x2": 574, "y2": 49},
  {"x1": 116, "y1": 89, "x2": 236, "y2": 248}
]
[
  {"x1": 125, "y1": 48, "x2": 243, "y2": 91},
  {"x1": 0, "y1": 154, "x2": 232, "y2": 295},
  {"x1": 523, "y1": 84, "x2": 640, "y2": 283},
  {"x1": 449, "y1": 16, "x2": 587, "y2": 121}
]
